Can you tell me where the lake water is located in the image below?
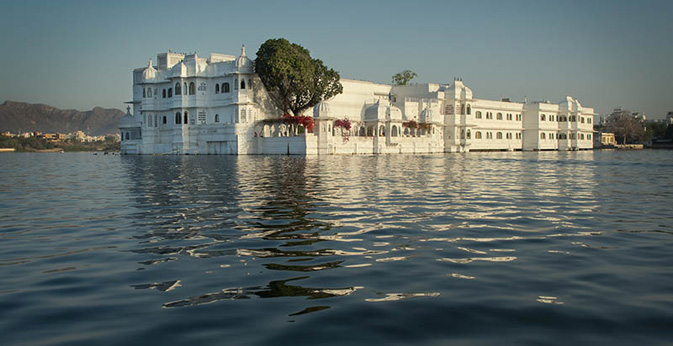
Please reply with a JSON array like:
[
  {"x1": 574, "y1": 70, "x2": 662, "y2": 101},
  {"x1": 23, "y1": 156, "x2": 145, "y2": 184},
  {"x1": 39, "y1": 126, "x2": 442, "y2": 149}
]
[{"x1": 1, "y1": 150, "x2": 672, "y2": 345}]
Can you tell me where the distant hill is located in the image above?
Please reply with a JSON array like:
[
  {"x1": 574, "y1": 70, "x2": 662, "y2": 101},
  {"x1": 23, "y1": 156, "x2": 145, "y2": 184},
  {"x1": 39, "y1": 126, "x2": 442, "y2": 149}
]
[{"x1": 0, "y1": 101, "x2": 124, "y2": 136}]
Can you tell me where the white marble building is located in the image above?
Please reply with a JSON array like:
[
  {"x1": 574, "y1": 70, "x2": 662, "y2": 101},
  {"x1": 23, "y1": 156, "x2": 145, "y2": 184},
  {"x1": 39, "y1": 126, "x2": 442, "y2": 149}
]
[{"x1": 120, "y1": 47, "x2": 594, "y2": 155}]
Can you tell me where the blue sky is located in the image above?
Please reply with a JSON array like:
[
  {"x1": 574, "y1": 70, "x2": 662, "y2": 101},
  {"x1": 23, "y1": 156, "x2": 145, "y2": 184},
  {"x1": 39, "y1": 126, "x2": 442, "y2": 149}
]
[{"x1": 1, "y1": 0, "x2": 671, "y2": 118}]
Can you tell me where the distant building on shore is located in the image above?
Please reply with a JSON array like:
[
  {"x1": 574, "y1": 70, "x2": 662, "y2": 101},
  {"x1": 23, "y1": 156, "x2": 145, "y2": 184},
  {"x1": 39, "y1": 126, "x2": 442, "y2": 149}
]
[{"x1": 121, "y1": 46, "x2": 595, "y2": 155}]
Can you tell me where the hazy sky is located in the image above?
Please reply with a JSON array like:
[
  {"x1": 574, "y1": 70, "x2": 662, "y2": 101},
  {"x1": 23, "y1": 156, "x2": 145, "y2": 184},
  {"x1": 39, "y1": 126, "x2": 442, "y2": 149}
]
[{"x1": 1, "y1": 0, "x2": 671, "y2": 118}]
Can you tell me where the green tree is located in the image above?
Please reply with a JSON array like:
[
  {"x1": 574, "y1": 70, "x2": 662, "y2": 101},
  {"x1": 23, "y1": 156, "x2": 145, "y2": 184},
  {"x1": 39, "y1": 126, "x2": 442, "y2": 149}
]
[
  {"x1": 604, "y1": 109, "x2": 646, "y2": 144},
  {"x1": 255, "y1": 38, "x2": 343, "y2": 117},
  {"x1": 392, "y1": 70, "x2": 417, "y2": 86}
]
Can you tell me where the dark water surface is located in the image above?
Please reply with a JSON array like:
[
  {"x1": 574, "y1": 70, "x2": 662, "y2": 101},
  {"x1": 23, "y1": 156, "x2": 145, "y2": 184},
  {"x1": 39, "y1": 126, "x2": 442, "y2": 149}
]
[{"x1": 1, "y1": 151, "x2": 672, "y2": 345}]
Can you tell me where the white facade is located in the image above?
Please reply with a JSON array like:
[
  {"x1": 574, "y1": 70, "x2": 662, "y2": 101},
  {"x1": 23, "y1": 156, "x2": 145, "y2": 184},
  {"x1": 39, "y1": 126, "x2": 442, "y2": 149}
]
[{"x1": 120, "y1": 47, "x2": 594, "y2": 155}]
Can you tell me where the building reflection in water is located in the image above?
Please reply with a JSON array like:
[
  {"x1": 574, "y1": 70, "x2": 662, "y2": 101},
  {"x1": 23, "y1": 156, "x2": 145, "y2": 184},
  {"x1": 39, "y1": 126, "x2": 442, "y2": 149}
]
[{"x1": 120, "y1": 152, "x2": 599, "y2": 314}]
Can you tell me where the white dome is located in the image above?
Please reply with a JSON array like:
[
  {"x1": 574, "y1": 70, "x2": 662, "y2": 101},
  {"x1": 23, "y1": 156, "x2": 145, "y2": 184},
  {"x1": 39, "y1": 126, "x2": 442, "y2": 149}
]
[
  {"x1": 235, "y1": 45, "x2": 253, "y2": 71},
  {"x1": 142, "y1": 59, "x2": 156, "y2": 80},
  {"x1": 119, "y1": 107, "x2": 139, "y2": 128},
  {"x1": 313, "y1": 101, "x2": 330, "y2": 118},
  {"x1": 171, "y1": 61, "x2": 186, "y2": 78}
]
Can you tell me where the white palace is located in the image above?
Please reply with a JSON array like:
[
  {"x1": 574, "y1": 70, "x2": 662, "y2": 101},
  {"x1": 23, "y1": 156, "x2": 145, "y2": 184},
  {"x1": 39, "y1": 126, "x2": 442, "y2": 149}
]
[{"x1": 120, "y1": 46, "x2": 595, "y2": 155}]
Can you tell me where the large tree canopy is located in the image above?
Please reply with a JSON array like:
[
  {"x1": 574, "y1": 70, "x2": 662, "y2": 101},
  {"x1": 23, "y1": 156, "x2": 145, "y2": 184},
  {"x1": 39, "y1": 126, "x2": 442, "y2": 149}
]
[
  {"x1": 604, "y1": 109, "x2": 647, "y2": 144},
  {"x1": 255, "y1": 38, "x2": 343, "y2": 117}
]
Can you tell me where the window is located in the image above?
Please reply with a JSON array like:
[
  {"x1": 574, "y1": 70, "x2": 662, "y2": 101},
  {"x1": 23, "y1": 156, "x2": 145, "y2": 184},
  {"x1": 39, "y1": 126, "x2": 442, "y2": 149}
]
[
  {"x1": 475, "y1": 131, "x2": 482, "y2": 139},
  {"x1": 466, "y1": 104, "x2": 471, "y2": 115},
  {"x1": 248, "y1": 79, "x2": 252, "y2": 89},
  {"x1": 580, "y1": 133, "x2": 585, "y2": 140},
  {"x1": 168, "y1": 88, "x2": 172, "y2": 98},
  {"x1": 550, "y1": 115, "x2": 554, "y2": 121},
  {"x1": 154, "y1": 114, "x2": 157, "y2": 127},
  {"x1": 162, "y1": 89, "x2": 166, "y2": 98},
  {"x1": 460, "y1": 104, "x2": 465, "y2": 115},
  {"x1": 223, "y1": 83, "x2": 230, "y2": 93},
  {"x1": 496, "y1": 132, "x2": 503, "y2": 139},
  {"x1": 234, "y1": 78, "x2": 238, "y2": 90},
  {"x1": 241, "y1": 79, "x2": 246, "y2": 89},
  {"x1": 148, "y1": 88, "x2": 152, "y2": 97},
  {"x1": 541, "y1": 114, "x2": 546, "y2": 121},
  {"x1": 163, "y1": 116, "x2": 167, "y2": 124},
  {"x1": 588, "y1": 118, "x2": 592, "y2": 124},
  {"x1": 215, "y1": 114, "x2": 220, "y2": 123},
  {"x1": 581, "y1": 117, "x2": 585, "y2": 123},
  {"x1": 125, "y1": 132, "x2": 129, "y2": 140},
  {"x1": 198, "y1": 83, "x2": 206, "y2": 91},
  {"x1": 588, "y1": 134, "x2": 592, "y2": 140},
  {"x1": 189, "y1": 82, "x2": 195, "y2": 95},
  {"x1": 184, "y1": 111, "x2": 188, "y2": 124},
  {"x1": 198, "y1": 110, "x2": 206, "y2": 124},
  {"x1": 215, "y1": 84, "x2": 220, "y2": 94},
  {"x1": 516, "y1": 114, "x2": 522, "y2": 121},
  {"x1": 175, "y1": 112, "x2": 181, "y2": 124},
  {"x1": 507, "y1": 113, "x2": 512, "y2": 120},
  {"x1": 541, "y1": 133, "x2": 546, "y2": 140},
  {"x1": 487, "y1": 132, "x2": 493, "y2": 139},
  {"x1": 486, "y1": 112, "x2": 493, "y2": 119},
  {"x1": 497, "y1": 113, "x2": 503, "y2": 120},
  {"x1": 184, "y1": 82, "x2": 187, "y2": 95},
  {"x1": 550, "y1": 133, "x2": 555, "y2": 140},
  {"x1": 143, "y1": 88, "x2": 146, "y2": 98},
  {"x1": 476, "y1": 111, "x2": 482, "y2": 119},
  {"x1": 466, "y1": 130, "x2": 471, "y2": 139},
  {"x1": 175, "y1": 83, "x2": 181, "y2": 95}
]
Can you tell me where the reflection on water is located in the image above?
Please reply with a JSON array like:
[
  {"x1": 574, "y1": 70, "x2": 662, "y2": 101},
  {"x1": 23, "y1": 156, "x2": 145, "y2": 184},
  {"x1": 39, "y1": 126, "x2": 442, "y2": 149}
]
[{"x1": 1, "y1": 151, "x2": 673, "y2": 345}]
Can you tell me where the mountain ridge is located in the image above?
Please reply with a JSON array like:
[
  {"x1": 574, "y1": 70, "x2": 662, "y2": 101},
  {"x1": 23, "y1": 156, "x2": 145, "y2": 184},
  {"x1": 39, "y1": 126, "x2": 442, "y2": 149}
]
[{"x1": 0, "y1": 101, "x2": 124, "y2": 136}]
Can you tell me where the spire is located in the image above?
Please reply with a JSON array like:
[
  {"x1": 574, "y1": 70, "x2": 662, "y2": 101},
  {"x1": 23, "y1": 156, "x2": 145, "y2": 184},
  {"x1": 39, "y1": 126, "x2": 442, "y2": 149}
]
[
  {"x1": 148, "y1": 59, "x2": 152, "y2": 68},
  {"x1": 126, "y1": 106, "x2": 131, "y2": 114},
  {"x1": 241, "y1": 44, "x2": 246, "y2": 57}
]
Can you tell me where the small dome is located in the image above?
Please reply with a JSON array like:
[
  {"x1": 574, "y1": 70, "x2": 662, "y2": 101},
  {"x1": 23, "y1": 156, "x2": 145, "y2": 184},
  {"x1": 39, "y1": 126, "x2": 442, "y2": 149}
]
[
  {"x1": 119, "y1": 106, "x2": 139, "y2": 128},
  {"x1": 171, "y1": 61, "x2": 186, "y2": 77},
  {"x1": 235, "y1": 44, "x2": 253, "y2": 71},
  {"x1": 313, "y1": 101, "x2": 330, "y2": 118},
  {"x1": 142, "y1": 59, "x2": 156, "y2": 80}
]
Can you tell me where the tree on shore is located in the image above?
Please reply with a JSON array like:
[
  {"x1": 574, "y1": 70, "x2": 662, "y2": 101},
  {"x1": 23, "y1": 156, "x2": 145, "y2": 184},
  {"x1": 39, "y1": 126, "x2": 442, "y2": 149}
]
[
  {"x1": 604, "y1": 109, "x2": 646, "y2": 144},
  {"x1": 255, "y1": 38, "x2": 343, "y2": 117},
  {"x1": 392, "y1": 70, "x2": 417, "y2": 85}
]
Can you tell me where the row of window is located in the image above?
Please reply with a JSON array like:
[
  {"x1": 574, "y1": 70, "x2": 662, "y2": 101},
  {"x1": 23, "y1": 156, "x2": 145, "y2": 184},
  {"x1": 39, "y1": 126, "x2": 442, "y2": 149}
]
[
  {"x1": 144, "y1": 109, "x2": 255, "y2": 127},
  {"x1": 475, "y1": 111, "x2": 522, "y2": 121},
  {"x1": 540, "y1": 114, "x2": 592, "y2": 124},
  {"x1": 471, "y1": 131, "x2": 522, "y2": 140},
  {"x1": 541, "y1": 133, "x2": 591, "y2": 140},
  {"x1": 142, "y1": 79, "x2": 253, "y2": 99}
]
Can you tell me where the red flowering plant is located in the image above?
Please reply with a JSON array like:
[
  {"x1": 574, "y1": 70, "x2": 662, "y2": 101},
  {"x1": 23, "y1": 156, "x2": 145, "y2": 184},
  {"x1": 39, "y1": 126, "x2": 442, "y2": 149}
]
[
  {"x1": 419, "y1": 122, "x2": 432, "y2": 130},
  {"x1": 280, "y1": 113, "x2": 315, "y2": 133},
  {"x1": 334, "y1": 118, "x2": 351, "y2": 142}
]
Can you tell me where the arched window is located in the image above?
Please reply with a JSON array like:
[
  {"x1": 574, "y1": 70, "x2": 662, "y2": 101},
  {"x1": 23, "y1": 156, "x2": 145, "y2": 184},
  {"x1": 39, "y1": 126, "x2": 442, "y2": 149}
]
[
  {"x1": 475, "y1": 111, "x2": 482, "y2": 119},
  {"x1": 168, "y1": 88, "x2": 172, "y2": 98},
  {"x1": 223, "y1": 83, "x2": 230, "y2": 93},
  {"x1": 175, "y1": 112, "x2": 181, "y2": 124},
  {"x1": 497, "y1": 132, "x2": 502, "y2": 139},
  {"x1": 580, "y1": 133, "x2": 585, "y2": 140},
  {"x1": 143, "y1": 88, "x2": 146, "y2": 98},
  {"x1": 467, "y1": 104, "x2": 471, "y2": 115},
  {"x1": 184, "y1": 111, "x2": 188, "y2": 124},
  {"x1": 241, "y1": 79, "x2": 246, "y2": 89},
  {"x1": 541, "y1": 114, "x2": 546, "y2": 121},
  {"x1": 189, "y1": 82, "x2": 195, "y2": 95},
  {"x1": 467, "y1": 129, "x2": 471, "y2": 139},
  {"x1": 541, "y1": 133, "x2": 546, "y2": 140},
  {"x1": 148, "y1": 88, "x2": 152, "y2": 97},
  {"x1": 163, "y1": 116, "x2": 167, "y2": 124},
  {"x1": 475, "y1": 131, "x2": 482, "y2": 139},
  {"x1": 497, "y1": 113, "x2": 503, "y2": 120},
  {"x1": 379, "y1": 125, "x2": 385, "y2": 137},
  {"x1": 175, "y1": 82, "x2": 181, "y2": 95},
  {"x1": 215, "y1": 114, "x2": 219, "y2": 123},
  {"x1": 183, "y1": 82, "x2": 187, "y2": 95},
  {"x1": 215, "y1": 84, "x2": 220, "y2": 94},
  {"x1": 162, "y1": 89, "x2": 166, "y2": 98},
  {"x1": 392, "y1": 125, "x2": 399, "y2": 137}
]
